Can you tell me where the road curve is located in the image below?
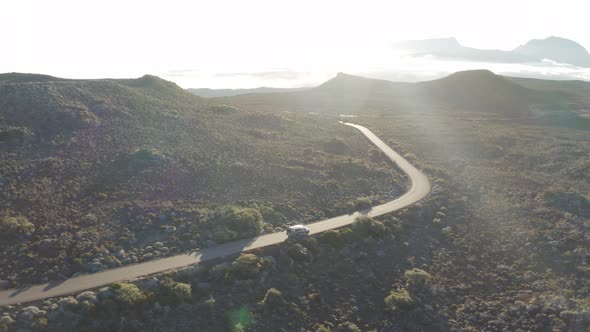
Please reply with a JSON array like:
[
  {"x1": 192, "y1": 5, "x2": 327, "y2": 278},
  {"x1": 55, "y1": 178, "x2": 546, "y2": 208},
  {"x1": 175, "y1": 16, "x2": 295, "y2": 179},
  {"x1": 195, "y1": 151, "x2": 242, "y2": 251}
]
[{"x1": 0, "y1": 122, "x2": 430, "y2": 307}]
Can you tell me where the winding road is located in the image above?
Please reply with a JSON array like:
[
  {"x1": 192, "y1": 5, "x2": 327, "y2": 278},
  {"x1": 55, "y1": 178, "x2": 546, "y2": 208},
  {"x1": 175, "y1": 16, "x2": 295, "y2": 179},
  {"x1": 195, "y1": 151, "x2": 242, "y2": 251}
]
[{"x1": 0, "y1": 122, "x2": 431, "y2": 307}]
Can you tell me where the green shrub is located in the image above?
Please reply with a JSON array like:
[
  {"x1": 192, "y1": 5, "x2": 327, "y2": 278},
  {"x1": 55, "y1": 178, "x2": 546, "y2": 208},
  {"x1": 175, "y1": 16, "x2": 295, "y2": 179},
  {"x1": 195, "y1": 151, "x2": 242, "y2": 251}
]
[
  {"x1": 336, "y1": 321, "x2": 361, "y2": 332},
  {"x1": 232, "y1": 253, "x2": 262, "y2": 279},
  {"x1": 0, "y1": 215, "x2": 35, "y2": 236},
  {"x1": 111, "y1": 282, "x2": 146, "y2": 306},
  {"x1": 404, "y1": 268, "x2": 432, "y2": 288},
  {"x1": 159, "y1": 279, "x2": 192, "y2": 303},
  {"x1": 318, "y1": 230, "x2": 343, "y2": 247},
  {"x1": 319, "y1": 228, "x2": 355, "y2": 248},
  {"x1": 441, "y1": 226, "x2": 454, "y2": 239},
  {"x1": 209, "y1": 205, "x2": 264, "y2": 242},
  {"x1": 0, "y1": 126, "x2": 32, "y2": 142},
  {"x1": 353, "y1": 197, "x2": 372, "y2": 210},
  {"x1": 261, "y1": 288, "x2": 286, "y2": 307},
  {"x1": 31, "y1": 317, "x2": 48, "y2": 330},
  {"x1": 315, "y1": 323, "x2": 333, "y2": 332},
  {"x1": 384, "y1": 288, "x2": 414, "y2": 312},
  {"x1": 352, "y1": 216, "x2": 391, "y2": 238}
]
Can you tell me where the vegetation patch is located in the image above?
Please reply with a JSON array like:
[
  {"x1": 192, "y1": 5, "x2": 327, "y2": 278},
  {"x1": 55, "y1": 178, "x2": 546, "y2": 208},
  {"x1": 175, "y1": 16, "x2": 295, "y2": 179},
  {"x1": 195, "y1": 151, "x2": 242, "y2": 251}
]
[
  {"x1": 111, "y1": 282, "x2": 146, "y2": 306},
  {"x1": 0, "y1": 215, "x2": 34, "y2": 237},
  {"x1": 0, "y1": 126, "x2": 32, "y2": 142},
  {"x1": 323, "y1": 138, "x2": 350, "y2": 155},
  {"x1": 208, "y1": 205, "x2": 265, "y2": 242},
  {"x1": 384, "y1": 288, "x2": 414, "y2": 312},
  {"x1": 208, "y1": 104, "x2": 239, "y2": 113}
]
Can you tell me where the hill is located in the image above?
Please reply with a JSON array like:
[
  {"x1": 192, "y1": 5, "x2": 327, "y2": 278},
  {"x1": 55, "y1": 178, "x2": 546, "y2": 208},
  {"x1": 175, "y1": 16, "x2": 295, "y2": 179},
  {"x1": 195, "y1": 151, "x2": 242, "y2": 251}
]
[
  {"x1": 225, "y1": 70, "x2": 550, "y2": 116},
  {"x1": 0, "y1": 74, "x2": 203, "y2": 138},
  {"x1": 0, "y1": 73, "x2": 66, "y2": 83},
  {"x1": 414, "y1": 69, "x2": 543, "y2": 115}
]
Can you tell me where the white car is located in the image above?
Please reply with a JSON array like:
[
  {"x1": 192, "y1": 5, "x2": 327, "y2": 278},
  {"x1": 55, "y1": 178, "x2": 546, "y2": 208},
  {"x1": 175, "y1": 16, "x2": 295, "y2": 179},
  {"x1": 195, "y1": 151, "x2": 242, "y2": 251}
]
[{"x1": 286, "y1": 225, "x2": 310, "y2": 239}]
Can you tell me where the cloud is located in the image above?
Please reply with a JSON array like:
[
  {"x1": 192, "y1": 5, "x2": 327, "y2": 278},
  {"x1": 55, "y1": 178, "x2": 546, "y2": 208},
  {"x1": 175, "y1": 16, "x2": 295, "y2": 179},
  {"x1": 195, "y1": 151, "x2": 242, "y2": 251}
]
[{"x1": 355, "y1": 56, "x2": 590, "y2": 83}]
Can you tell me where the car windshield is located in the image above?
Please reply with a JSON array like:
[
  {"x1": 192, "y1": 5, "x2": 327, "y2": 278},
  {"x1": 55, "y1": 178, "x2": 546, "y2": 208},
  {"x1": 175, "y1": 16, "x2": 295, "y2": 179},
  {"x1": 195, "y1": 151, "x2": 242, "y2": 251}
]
[{"x1": 2, "y1": 1, "x2": 590, "y2": 331}]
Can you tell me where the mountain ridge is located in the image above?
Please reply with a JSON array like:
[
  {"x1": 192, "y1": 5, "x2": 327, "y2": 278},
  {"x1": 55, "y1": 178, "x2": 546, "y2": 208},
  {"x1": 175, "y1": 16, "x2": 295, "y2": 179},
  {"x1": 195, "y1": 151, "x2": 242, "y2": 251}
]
[
  {"x1": 223, "y1": 69, "x2": 590, "y2": 118},
  {"x1": 188, "y1": 86, "x2": 308, "y2": 98}
]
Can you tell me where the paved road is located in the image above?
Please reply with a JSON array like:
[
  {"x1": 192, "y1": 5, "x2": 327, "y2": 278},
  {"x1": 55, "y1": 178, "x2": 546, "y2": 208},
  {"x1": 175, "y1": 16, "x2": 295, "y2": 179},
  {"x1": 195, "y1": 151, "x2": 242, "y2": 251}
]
[{"x1": 0, "y1": 122, "x2": 430, "y2": 307}]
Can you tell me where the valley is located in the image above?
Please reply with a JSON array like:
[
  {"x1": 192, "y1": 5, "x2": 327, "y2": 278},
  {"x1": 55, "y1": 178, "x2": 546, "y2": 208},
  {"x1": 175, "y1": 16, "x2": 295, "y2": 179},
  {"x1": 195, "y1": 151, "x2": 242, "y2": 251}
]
[{"x1": 1, "y1": 70, "x2": 590, "y2": 331}]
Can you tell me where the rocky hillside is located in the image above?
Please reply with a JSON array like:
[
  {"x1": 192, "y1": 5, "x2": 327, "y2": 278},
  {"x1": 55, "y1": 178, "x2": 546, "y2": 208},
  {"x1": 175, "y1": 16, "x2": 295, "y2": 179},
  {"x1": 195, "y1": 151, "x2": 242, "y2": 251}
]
[{"x1": 0, "y1": 73, "x2": 403, "y2": 285}]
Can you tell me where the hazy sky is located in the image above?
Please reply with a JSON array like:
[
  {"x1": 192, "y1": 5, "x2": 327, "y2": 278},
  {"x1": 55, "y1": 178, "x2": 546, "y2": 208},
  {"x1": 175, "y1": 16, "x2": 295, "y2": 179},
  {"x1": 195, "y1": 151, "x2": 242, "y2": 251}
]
[{"x1": 2, "y1": 0, "x2": 590, "y2": 87}]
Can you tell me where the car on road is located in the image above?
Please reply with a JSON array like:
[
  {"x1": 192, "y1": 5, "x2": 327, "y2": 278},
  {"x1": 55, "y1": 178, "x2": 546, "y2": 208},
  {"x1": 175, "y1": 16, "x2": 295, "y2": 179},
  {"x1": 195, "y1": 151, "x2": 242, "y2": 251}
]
[{"x1": 286, "y1": 225, "x2": 310, "y2": 239}]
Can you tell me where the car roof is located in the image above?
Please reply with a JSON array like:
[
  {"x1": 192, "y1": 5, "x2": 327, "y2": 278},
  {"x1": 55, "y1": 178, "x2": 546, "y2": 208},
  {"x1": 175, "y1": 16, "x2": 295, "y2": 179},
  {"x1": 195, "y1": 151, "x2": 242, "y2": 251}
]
[{"x1": 288, "y1": 225, "x2": 308, "y2": 230}]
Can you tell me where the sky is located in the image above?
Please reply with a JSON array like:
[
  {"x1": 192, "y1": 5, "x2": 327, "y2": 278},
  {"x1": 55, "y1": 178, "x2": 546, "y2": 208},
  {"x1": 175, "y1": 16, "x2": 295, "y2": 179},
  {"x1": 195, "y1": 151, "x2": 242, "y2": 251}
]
[{"x1": 2, "y1": 0, "x2": 590, "y2": 88}]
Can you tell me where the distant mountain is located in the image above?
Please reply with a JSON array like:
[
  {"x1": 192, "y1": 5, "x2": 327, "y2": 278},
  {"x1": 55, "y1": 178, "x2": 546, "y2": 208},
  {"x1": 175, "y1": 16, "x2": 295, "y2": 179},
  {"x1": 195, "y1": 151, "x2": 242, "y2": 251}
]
[
  {"x1": 225, "y1": 70, "x2": 550, "y2": 116},
  {"x1": 513, "y1": 37, "x2": 590, "y2": 67},
  {"x1": 188, "y1": 87, "x2": 308, "y2": 98},
  {"x1": 315, "y1": 72, "x2": 401, "y2": 96},
  {"x1": 415, "y1": 70, "x2": 542, "y2": 113},
  {"x1": 394, "y1": 36, "x2": 590, "y2": 67}
]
